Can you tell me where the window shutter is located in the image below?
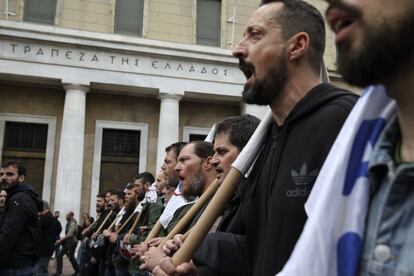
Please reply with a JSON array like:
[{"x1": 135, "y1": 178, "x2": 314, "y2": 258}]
[
  {"x1": 197, "y1": 0, "x2": 221, "y2": 46},
  {"x1": 24, "y1": 0, "x2": 56, "y2": 25},
  {"x1": 115, "y1": 0, "x2": 144, "y2": 35}
]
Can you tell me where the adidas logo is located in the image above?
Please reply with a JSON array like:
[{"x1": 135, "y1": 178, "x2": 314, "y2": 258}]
[
  {"x1": 291, "y1": 163, "x2": 318, "y2": 186},
  {"x1": 286, "y1": 164, "x2": 319, "y2": 198}
]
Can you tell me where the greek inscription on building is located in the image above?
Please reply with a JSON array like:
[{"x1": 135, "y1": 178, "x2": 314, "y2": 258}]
[{"x1": 1, "y1": 41, "x2": 236, "y2": 83}]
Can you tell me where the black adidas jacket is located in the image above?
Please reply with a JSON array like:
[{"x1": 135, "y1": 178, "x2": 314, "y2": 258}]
[
  {"x1": 192, "y1": 84, "x2": 358, "y2": 276},
  {"x1": 240, "y1": 83, "x2": 358, "y2": 275},
  {"x1": 0, "y1": 183, "x2": 43, "y2": 268}
]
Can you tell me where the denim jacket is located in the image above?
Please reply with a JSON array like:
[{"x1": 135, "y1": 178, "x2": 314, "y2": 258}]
[{"x1": 359, "y1": 117, "x2": 414, "y2": 276}]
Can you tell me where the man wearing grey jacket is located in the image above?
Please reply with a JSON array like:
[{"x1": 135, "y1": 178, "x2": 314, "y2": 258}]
[{"x1": 54, "y1": 211, "x2": 79, "y2": 275}]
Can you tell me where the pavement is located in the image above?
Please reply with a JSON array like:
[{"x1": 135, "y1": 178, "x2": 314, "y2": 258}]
[{"x1": 48, "y1": 257, "x2": 76, "y2": 275}]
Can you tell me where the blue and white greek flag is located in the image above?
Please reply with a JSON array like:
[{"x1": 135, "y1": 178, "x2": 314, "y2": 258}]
[{"x1": 278, "y1": 85, "x2": 396, "y2": 276}]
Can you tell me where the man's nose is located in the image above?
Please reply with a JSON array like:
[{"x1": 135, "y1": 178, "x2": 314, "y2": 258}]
[
  {"x1": 232, "y1": 39, "x2": 248, "y2": 59},
  {"x1": 211, "y1": 157, "x2": 220, "y2": 166}
]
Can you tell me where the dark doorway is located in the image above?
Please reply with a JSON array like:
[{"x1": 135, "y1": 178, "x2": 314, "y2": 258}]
[{"x1": 99, "y1": 128, "x2": 140, "y2": 192}]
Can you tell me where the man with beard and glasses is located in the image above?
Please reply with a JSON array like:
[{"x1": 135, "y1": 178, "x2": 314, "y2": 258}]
[
  {"x1": 154, "y1": 1, "x2": 358, "y2": 275},
  {"x1": 314, "y1": 0, "x2": 414, "y2": 275},
  {"x1": 0, "y1": 161, "x2": 43, "y2": 275}
]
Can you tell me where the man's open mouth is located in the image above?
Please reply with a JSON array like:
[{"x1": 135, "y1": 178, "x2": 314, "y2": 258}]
[{"x1": 239, "y1": 59, "x2": 254, "y2": 80}]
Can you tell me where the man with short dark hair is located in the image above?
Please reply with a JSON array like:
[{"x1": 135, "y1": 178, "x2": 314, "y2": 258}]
[
  {"x1": 162, "y1": 142, "x2": 187, "y2": 189},
  {"x1": 154, "y1": 0, "x2": 357, "y2": 275},
  {"x1": 175, "y1": 141, "x2": 216, "y2": 202},
  {"x1": 54, "y1": 211, "x2": 79, "y2": 275},
  {"x1": 0, "y1": 161, "x2": 43, "y2": 275},
  {"x1": 133, "y1": 172, "x2": 155, "y2": 202},
  {"x1": 104, "y1": 190, "x2": 114, "y2": 211}
]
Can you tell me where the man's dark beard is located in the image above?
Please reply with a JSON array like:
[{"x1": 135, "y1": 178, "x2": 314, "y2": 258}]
[
  {"x1": 124, "y1": 197, "x2": 137, "y2": 214},
  {"x1": 337, "y1": 9, "x2": 414, "y2": 87},
  {"x1": 137, "y1": 192, "x2": 145, "y2": 202},
  {"x1": 182, "y1": 167, "x2": 204, "y2": 201},
  {"x1": 1, "y1": 180, "x2": 19, "y2": 192},
  {"x1": 182, "y1": 180, "x2": 202, "y2": 201},
  {"x1": 96, "y1": 205, "x2": 104, "y2": 213},
  {"x1": 241, "y1": 54, "x2": 288, "y2": 106}
]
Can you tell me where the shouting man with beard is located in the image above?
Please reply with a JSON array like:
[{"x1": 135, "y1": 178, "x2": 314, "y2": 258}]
[{"x1": 154, "y1": 1, "x2": 358, "y2": 275}]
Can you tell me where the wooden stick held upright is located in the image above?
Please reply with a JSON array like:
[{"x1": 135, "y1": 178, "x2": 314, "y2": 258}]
[
  {"x1": 115, "y1": 211, "x2": 136, "y2": 234},
  {"x1": 158, "y1": 179, "x2": 219, "y2": 248},
  {"x1": 82, "y1": 216, "x2": 100, "y2": 234},
  {"x1": 145, "y1": 220, "x2": 163, "y2": 242},
  {"x1": 128, "y1": 210, "x2": 144, "y2": 236},
  {"x1": 94, "y1": 210, "x2": 113, "y2": 235},
  {"x1": 106, "y1": 215, "x2": 118, "y2": 232},
  {"x1": 172, "y1": 168, "x2": 242, "y2": 265}
]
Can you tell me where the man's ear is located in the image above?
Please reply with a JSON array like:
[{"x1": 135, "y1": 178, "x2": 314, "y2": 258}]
[
  {"x1": 18, "y1": 175, "x2": 25, "y2": 183},
  {"x1": 204, "y1": 156, "x2": 214, "y2": 170},
  {"x1": 286, "y1": 32, "x2": 310, "y2": 61}
]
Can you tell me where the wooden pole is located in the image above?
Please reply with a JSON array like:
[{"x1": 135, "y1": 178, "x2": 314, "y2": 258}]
[
  {"x1": 158, "y1": 179, "x2": 219, "y2": 248},
  {"x1": 172, "y1": 169, "x2": 242, "y2": 265},
  {"x1": 106, "y1": 215, "x2": 118, "y2": 232},
  {"x1": 127, "y1": 211, "x2": 144, "y2": 236},
  {"x1": 82, "y1": 216, "x2": 100, "y2": 234},
  {"x1": 145, "y1": 220, "x2": 163, "y2": 242},
  {"x1": 94, "y1": 210, "x2": 113, "y2": 235},
  {"x1": 115, "y1": 211, "x2": 137, "y2": 234}
]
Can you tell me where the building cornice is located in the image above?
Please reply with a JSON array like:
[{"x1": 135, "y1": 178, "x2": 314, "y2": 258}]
[{"x1": 0, "y1": 20, "x2": 237, "y2": 64}]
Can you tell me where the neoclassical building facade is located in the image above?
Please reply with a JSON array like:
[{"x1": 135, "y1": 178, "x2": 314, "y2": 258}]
[{"x1": 0, "y1": 0, "x2": 358, "y2": 219}]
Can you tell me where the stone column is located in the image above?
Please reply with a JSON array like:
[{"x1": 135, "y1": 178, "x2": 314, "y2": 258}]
[
  {"x1": 54, "y1": 84, "x2": 89, "y2": 222},
  {"x1": 156, "y1": 93, "x2": 182, "y2": 171}
]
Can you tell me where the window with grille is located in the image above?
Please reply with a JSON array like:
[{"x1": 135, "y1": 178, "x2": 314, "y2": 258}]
[
  {"x1": 4, "y1": 122, "x2": 48, "y2": 152},
  {"x1": 102, "y1": 129, "x2": 140, "y2": 157},
  {"x1": 197, "y1": 0, "x2": 221, "y2": 46},
  {"x1": 23, "y1": 0, "x2": 57, "y2": 25},
  {"x1": 114, "y1": 0, "x2": 144, "y2": 35},
  {"x1": 189, "y1": 134, "x2": 207, "y2": 142}
]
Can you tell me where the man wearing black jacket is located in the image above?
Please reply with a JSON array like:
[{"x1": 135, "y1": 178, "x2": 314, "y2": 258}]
[
  {"x1": 35, "y1": 200, "x2": 57, "y2": 276},
  {"x1": 231, "y1": 1, "x2": 358, "y2": 274},
  {"x1": 154, "y1": 1, "x2": 358, "y2": 275},
  {"x1": 0, "y1": 161, "x2": 43, "y2": 275}
]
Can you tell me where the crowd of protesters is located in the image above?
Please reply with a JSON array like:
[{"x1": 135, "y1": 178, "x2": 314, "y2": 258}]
[{"x1": 1, "y1": 0, "x2": 413, "y2": 275}]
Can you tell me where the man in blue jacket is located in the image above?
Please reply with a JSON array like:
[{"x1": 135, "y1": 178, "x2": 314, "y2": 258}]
[{"x1": 0, "y1": 161, "x2": 43, "y2": 275}]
